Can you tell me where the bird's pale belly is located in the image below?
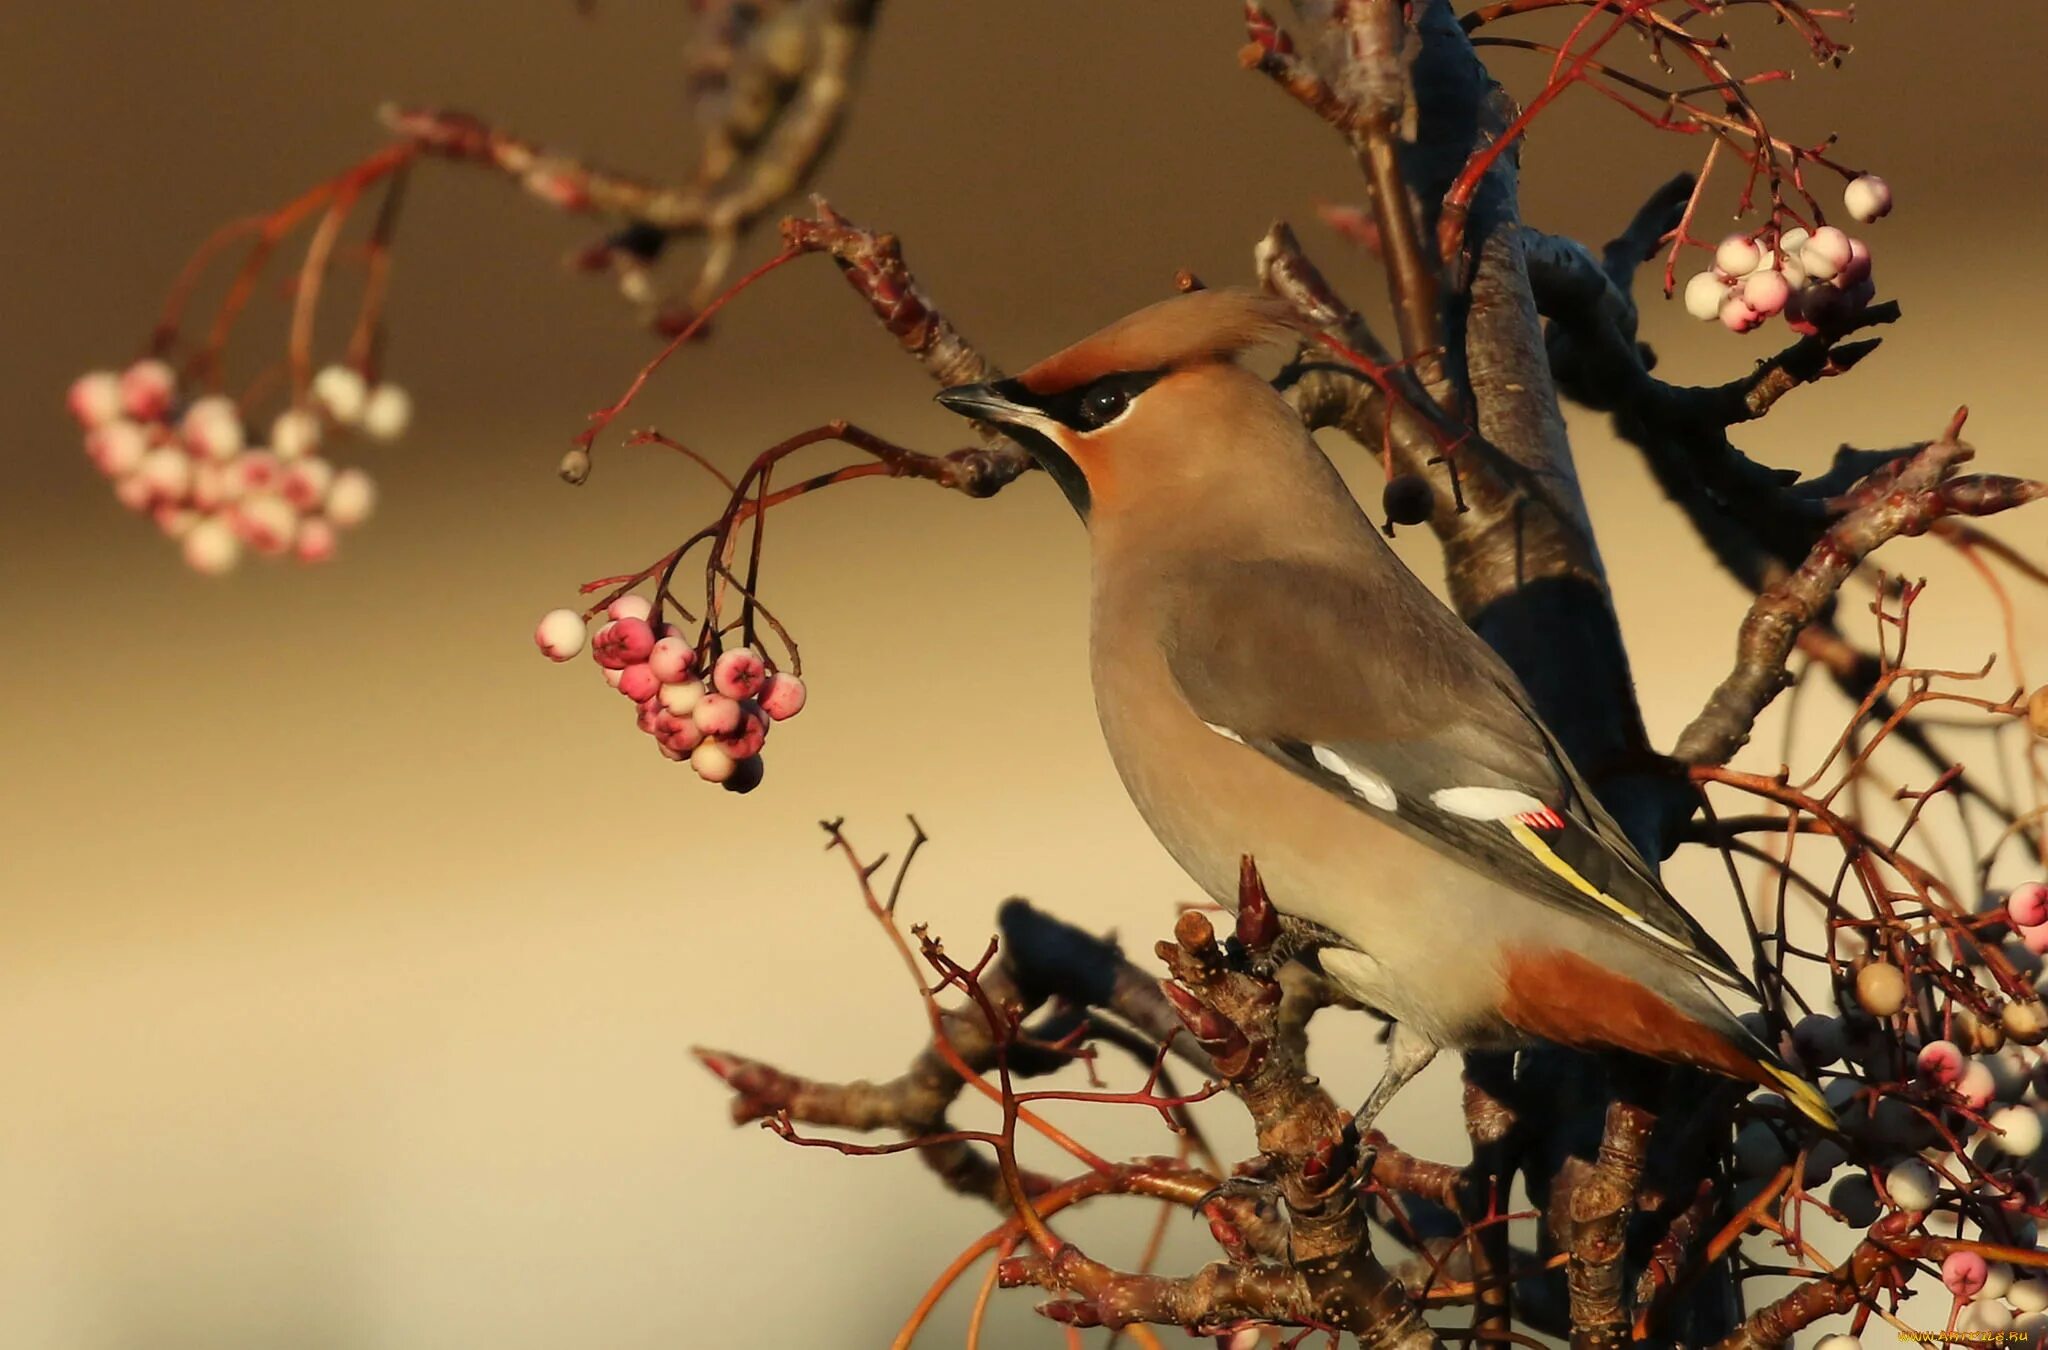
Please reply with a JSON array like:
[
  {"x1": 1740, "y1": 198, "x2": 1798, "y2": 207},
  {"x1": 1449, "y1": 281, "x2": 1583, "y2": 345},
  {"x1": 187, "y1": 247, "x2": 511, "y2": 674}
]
[{"x1": 1093, "y1": 661, "x2": 1526, "y2": 1051}]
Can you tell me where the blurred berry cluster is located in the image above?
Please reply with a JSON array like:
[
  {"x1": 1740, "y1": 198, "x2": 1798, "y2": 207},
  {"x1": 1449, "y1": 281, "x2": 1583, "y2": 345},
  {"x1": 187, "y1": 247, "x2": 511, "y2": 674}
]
[{"x1": 66, "y1": 359, "x2": 406, "y2": 574}]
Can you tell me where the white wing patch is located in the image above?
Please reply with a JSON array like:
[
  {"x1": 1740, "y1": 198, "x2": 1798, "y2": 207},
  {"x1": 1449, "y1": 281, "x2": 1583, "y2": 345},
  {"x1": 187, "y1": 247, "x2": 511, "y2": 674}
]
[
  {"x1": 1202, "y1": 721, "x2": 1247, "y2": 746},
  {"x1": 1309, "y1": 746, "x2": 1398, "y2": 811},
  {"x1": 1431, "y1": 786, "x2": 1547, "y2": 820}
]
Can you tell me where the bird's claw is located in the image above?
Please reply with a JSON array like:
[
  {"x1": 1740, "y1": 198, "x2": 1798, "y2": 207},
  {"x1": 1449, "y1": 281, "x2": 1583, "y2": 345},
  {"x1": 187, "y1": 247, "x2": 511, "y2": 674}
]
[{"x1": 1194, "y1": 1172, "x2": 1287, "y2": 1223}]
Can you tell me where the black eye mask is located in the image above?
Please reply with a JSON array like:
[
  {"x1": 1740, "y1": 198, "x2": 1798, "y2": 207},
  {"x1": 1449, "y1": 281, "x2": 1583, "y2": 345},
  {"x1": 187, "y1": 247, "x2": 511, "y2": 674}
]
[{"x1": 991, "y1": 368, "x2": 1166, "y2": 433}]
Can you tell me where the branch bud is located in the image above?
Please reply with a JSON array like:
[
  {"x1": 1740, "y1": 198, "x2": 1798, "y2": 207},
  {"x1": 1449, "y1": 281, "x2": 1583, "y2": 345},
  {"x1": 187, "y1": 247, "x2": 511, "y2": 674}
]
[{"x1": 1234, "y1": 855, "x2": 1281, "y2": 952}]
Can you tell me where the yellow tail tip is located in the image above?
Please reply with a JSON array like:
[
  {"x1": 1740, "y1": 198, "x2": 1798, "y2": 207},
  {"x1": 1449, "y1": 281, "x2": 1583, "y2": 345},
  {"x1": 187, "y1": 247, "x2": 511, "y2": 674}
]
[{"x1": 1763, "y1": 1062, "x2": 1838, "y2": 1131}]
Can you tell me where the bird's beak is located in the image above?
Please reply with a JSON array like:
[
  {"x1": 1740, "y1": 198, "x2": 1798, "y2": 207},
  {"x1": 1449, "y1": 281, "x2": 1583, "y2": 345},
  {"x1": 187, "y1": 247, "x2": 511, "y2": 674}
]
[
  {"x1": 933, "y1": 381, "x2": 1034, "y2": 427},
  {"x1": 932, "y1": 380, "x2": 1092, "y2": 520}
]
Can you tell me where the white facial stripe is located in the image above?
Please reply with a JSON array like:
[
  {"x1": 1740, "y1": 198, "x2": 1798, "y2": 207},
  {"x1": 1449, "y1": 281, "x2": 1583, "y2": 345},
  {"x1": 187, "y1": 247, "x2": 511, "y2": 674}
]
[
  {"x1": 1001, "y1": 406, "x2": 1073, "y2": 443},
  {"x1": 1432, "y1": 786, "x2": 1546, "y2": 820},
  {"x1": 1310, "y1": 745, "x2": 1398, "y2": 811}
]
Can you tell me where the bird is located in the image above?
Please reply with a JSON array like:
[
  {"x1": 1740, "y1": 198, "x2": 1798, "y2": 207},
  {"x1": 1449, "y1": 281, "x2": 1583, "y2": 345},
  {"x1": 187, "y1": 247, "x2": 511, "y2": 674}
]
[{"x1": 933, "y1": 286, "x2": 1833, "y2": 1132}]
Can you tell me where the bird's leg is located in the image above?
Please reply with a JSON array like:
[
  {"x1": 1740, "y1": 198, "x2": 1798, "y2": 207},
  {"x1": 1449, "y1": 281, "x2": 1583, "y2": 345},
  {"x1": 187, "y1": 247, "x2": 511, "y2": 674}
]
[{"x1": 1354, "y1": 1020, "x2": 1440, "y2": 1138}]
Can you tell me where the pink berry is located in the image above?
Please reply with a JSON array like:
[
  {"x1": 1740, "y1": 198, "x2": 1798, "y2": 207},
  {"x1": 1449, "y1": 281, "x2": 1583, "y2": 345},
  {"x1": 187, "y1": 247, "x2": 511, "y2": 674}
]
[
  {"x1": 227, "y1": 450, "x2": 283, "y2": 496},
  {"x1": 1742, "y1": 270, "x2": 1791, "y2": 317},
  {"x1": 618, "y1": 663, "x2": 660, "y2": 703},
  {"x1": 68, "y1": 371, "x2": 123, "y2": 428},
  {"x1": 593, "y1": 618, "x2": 655, "y2": 669},
  {"x1": 279, "y1": 457, "x2": 334, "y2": 511},
  {"x1": 1718, "y1": 294, "x2": 1762, "y2": 333},
  {"x1": 601, "y1": 665, "x2": 625, "y2": 690},
  {"x1": 2009, "y1": 883, "x2": 2048, "y2": 929},
  {"x1": 1918, "y1": 1039, "x2": 1966, "y2": 1086},
  {"x1": 118, "y1": 359, "x2": 177, "y2": 421},
  {"x1": 1943, "y1": 1250, "x2": 1990, "y2": 1299},
  {"x1": 233, "y1": 492, "x2": 298, "y2": 554},
  {"x1": 1958, "y1": 1059, "x2": 1997, "y2": 1111},
  {"x1": 656, "y1": 741, "x2": 687, "y2": 763},
  {"x1": 692, "y1": 692, "x2": 743, "y2": 737},
  {"x1": 534, "y1": 608, "x2": 587, "y2": 662},
  {"x1": 635, "y1": 698, "x2": 663, "y2": 735},
  {"x1": 758, "y1": 672, "x2": 806, "y2": 721},
  {"x1": 294, "y1": 516, "x2": 338, "y2": 563},
  {"x1": 647, "y1": 636, "x2": 695, "y2": 683},
  {"x1": 609, "y1": 594, "x2": 653, "y2": 623},
  {"x1": 2021, "y1": 924, "x2": 2048, "y2": 956},
  {"x1": 657, "y1": 714, "x2": 704, "y2": 754},
  {"x1": 152, "y1": 503, "x2": 197, "y2": 537},
  {"x1": 721, "y1": 703, "x2": 769, "y2": 758},
  {"x1": 712, "y1": 648, "x2": 768, "y2": 699},
  {"x1": 690, "y1": 740, "x2": 737, "y2": 783}
]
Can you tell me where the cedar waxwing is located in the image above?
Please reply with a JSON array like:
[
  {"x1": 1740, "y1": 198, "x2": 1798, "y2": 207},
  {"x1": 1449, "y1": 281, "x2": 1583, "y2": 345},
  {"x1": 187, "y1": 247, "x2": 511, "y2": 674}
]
[{"x1": 935, "y1": 288, "x2": 1833, "y2": 1131}]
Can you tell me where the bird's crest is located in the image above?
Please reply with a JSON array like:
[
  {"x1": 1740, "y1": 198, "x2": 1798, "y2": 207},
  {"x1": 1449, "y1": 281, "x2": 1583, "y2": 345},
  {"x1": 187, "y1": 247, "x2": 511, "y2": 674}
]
[{"x1": 1015, "y1": 288, "x2": 1303, "y2": 396}]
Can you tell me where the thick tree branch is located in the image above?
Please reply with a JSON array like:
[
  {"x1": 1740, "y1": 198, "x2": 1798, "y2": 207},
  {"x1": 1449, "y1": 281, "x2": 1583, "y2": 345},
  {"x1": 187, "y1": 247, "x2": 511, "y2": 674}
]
[{"x1": 1676, "y1": 421, "x2": 2045, "y2": 765}]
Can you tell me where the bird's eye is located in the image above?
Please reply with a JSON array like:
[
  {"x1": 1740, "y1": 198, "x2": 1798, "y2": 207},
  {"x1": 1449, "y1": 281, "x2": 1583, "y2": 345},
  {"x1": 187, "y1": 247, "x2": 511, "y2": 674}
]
[{"x1": 1078, "y1": 386, "x2": 1129, "y2": 428}]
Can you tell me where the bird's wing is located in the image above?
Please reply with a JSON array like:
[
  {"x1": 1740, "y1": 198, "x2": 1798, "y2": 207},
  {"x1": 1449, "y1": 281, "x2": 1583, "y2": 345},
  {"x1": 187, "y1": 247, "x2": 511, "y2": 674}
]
[{"x1": 1159, "y1": 555, "x2": 1755, "y2": 997}]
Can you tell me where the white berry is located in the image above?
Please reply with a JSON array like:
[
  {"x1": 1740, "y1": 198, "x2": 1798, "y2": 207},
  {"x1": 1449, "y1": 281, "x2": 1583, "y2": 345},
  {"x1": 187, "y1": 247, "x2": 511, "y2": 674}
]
[
  {"x1": 312, "y1": 366, "x2": 369, "y2": 424},
  {"x1": 361, "y1": 384, "x2": 413, "y2": 441},
  {"x1": 534, "y1": 608, "x2": 587, "y2": 662},
  {"x1": 325, "y1": 468, "x2": 376, "y2": 527},
  {"x1": 180, "y1": 395, "x2": 245, "y2": 461},
  {"x1": 181, "y1": 517, "x2": 242, "y2": 575},
  {"x1": 68, "y1": 371, "x2": 123, "y2": 428},
  {"x1": 690, "y1": 739, "x2": 737, "y2": 783},
  {"x1": 271, "y1": 408, "x2": 322, "y2": 461},
  {"x1": 1714, "y1": 234, "x2": 1760, "y2": 277},
  {"x1": 136, "y1": 446, "x2": 193, "y2": 503},
  {"x1": 1844, "y1": 174, "x2": 1892, "y2": 224},
  {"x1": 1801, "y1": 226, "x2": 1853, "y2": 282},
  {"x1": 1683, "y1": 270, "x2": 1731, "y2": 321},
  {"x1": 1883, "y1": 1158, "x2": 1938, "y2": 1212}
]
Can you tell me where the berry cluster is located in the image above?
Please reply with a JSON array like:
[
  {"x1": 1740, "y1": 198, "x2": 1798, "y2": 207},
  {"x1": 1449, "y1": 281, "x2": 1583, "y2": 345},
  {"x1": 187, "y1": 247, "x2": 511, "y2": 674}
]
[
  {"x1": 533, "y1": 596, "x2": 805, "y2": 793},
  {"x1": 1682, "y1": 175, "x2": 1891, "y2": 335},
  {"x1": 66, "y1": 360, "x2": 405, "y2": 574},
  {"x1": 1729, "y1": 879, "x2": 2048, "y2": 1342}
]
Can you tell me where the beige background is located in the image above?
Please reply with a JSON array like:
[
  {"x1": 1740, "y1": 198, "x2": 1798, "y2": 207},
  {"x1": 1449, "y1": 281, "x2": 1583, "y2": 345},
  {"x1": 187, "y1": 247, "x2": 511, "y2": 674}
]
[{"x1": 5, "y1": 4, "x2": 2046, "y2": 1346}]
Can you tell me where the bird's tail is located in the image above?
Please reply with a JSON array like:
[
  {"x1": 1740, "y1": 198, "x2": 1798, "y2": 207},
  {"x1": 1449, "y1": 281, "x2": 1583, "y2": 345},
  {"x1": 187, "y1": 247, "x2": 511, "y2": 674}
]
[{"x1": 1727, "y1": 1019, "x2": 1837, "y2": 1130}]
